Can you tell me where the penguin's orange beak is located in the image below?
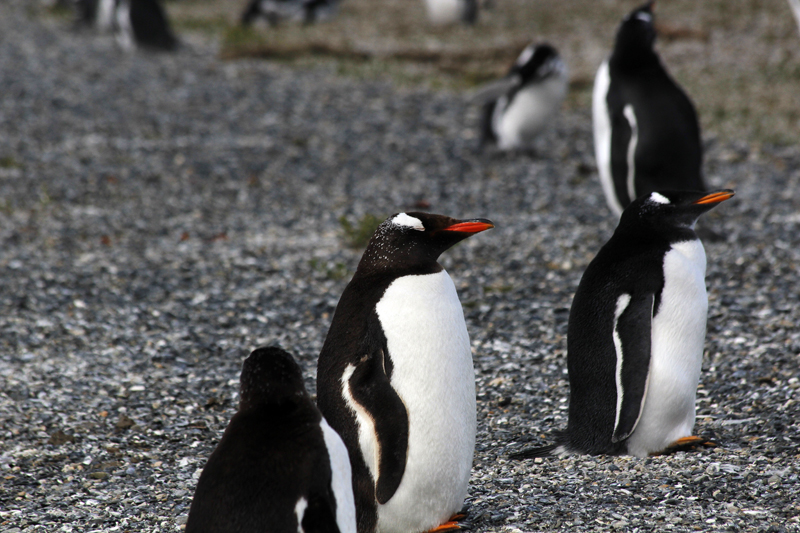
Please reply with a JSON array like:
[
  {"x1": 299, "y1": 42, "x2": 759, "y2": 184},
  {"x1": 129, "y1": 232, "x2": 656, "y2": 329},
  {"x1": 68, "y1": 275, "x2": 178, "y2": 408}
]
[
  {"x1": 693, "y1": 190, "x2": 735, "y2": 205},
  {"x1": 442, "y1": 220, "x2": 494, "y2": 233}
]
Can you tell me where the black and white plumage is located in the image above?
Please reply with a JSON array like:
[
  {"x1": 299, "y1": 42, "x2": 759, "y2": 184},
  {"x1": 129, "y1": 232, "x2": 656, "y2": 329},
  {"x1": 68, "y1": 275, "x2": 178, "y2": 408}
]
[
  {"x1": 474, "y1": 43, "x2": 569, "y2": 150},
  {"x1": 422, "y1": 0, "x2": 478, "y2": 25},
  {"x1": 512, "y1": 190, "x2": 734, "y2": 459},
  {"x1": 593, "y1": 2, "x2": 704, "y2": 217},
  {"x1": 316, "y1": 212, "x2": 493, "y2": 533},
  {"x1": 186, "y1": 346, "x2": 356, "y2": 533},
  {"x1": 240, "y1": 0, "x2": 339, "y2": 26},
  {"x1": 75, "y1": 0, "x2": 178, "y2": 51}
]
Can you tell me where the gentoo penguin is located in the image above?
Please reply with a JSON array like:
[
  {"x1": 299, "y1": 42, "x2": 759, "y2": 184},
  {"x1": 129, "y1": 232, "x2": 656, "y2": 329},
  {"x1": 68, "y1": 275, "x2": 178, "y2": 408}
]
[
  {"x1": 75, "y1": 0, "x2": 178, "y2": 51},
  {"x1": 593, "y1": 2, "x2": 705, "y2": 217},
  {"x1": 316, "y1": 212, "x2": 493, "y2": 533},
  {"x1": 241, "y1": 0, "x2": 339, "y2": 26},
  {"x1": 186, "y1": 346, "x2": 357, "y2": 533},
  {"x1": 423, "y1": 0, "x2": 478, "y2": 25},
  {"x1": 511, "y1": 189, "x2": 734, "y2": 459},
  {"x1": 472, "y1": 43, "x2": 569, "y2": 151}
]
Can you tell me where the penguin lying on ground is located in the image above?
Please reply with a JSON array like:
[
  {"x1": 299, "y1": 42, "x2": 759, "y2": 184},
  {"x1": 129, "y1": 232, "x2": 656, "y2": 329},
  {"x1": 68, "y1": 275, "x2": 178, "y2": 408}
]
[
  {"x1": 423, "y1": 0, "x2": 478, "y2": 25},
  {"x1": 472, "y1": 43, "x2": 569, "y2": 151},
  {"x1": 186, "y1": 346, "x2": 356, "y2": 533},
  {"x1": 240, "y1": 0, "x2": 339, "y2": 26},
  {"x1": 74, "y1": 0, "x2": 178, "y2": 51},
  {"x1": 317, "y1": 212, "x2": 493, "y2": 533},
  {"x1": 512, "y1": 189, "x2": 734, "y2": 459},
  {"x1": 593, "y1": 2, "x2": 704, "y2": 217}
]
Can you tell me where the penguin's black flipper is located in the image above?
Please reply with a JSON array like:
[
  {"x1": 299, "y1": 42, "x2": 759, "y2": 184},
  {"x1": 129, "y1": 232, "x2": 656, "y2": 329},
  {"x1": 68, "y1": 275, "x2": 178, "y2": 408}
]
[
  {"x1": 508, "y1": 443, "x2": 558, "y2": 460},
  {"x1": 347, "y1": 321, "x2": 409, "y2": 505},
  {"x1": 611, "y1": 292, "x2": 654, "y2": 443},
  {"x1": 301, "y1": 486, "x2": 342, "y2": 533}
]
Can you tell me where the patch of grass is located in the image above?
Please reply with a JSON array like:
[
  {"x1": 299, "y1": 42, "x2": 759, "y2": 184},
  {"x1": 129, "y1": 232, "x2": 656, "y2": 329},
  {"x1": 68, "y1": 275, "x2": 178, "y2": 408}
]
[
  {"x1": 0, "y1": 156, "x2": 22, "y2": 169},
  {"x1": 309, "y1": 258, "x2": 350, "y2": 281},
  {"x1": 338, "y1": 213, "x2": 382, "y2": 250}
]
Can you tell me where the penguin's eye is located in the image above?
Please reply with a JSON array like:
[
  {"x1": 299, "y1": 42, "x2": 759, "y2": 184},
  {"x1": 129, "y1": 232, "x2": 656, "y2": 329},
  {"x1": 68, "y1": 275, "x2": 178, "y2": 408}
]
[{"x1": 391, "y1": 213, "x2": 425, "y2": 231}]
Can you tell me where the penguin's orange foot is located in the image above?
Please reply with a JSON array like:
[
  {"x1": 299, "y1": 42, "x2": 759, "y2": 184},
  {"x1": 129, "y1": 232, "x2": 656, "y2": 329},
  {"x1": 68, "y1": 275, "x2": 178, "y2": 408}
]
[
  {"x1": 652, "y1": 436, "x2": 718, "y2": 455},
  {"x1": 425, "y1": 509, "x2": 472, "y2": 532}
]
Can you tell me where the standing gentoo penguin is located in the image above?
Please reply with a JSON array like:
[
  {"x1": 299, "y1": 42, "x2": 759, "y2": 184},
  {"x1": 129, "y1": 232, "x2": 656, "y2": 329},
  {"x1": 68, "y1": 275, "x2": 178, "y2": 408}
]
[
  {"x1": 241, "y1": 0, "x2": 339, "y2": 26},
  {"x1": 186, "y1": 347, "x2": 357, "y2": 533},
  {"x1": 423, "y1": 0, "x2": 478, "y2": 25},
  {"x1": 593, "y1": 2, "x2": 705, "y2": 217},
  {"x1": 473, "y1": 43, "x2": 569, "y2": 151},
  {"x1": 511, "y1": 190, "x2": 734, "y2": 458},
  {"x1": 75, "y1": 0, "x2": 178, "y2": 51},
  {"x1": 317, "y1": 212, "x2": 494, "y2": 533}
]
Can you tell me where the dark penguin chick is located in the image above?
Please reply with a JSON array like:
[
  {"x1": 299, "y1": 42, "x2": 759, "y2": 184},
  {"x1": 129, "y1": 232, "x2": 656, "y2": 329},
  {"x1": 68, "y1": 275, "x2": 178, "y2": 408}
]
[
  {"x1": 74, "y1": 0, "x2": 178, "y2": 50},
  {"x1": 241, "y1": 0, "x2": 339, "y2": 26},
  {"x1": 593, "y1": 1, "x2": 705, "y2": 217},
  {"x1": 186, "y1": 347, "x2": 356, "y2": 533},
  {"x1": 316, "y1": 212, "x2": 493, "y2": 533},
  {"x1": 473, "y1": 43, "x2": 568, "y2": 151},
  {"x1": 423, "y1": 0, "x2": 478, "y2": 25},
  {"x1": 511, "y1": 190, "x2": 734, "y2": 459}
]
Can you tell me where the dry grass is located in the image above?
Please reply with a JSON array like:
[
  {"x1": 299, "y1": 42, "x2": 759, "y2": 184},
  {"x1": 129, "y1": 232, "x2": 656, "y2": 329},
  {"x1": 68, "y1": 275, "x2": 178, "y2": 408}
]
[{"x1": 167, "y1": 0, "x2": 800, "y2": 145}]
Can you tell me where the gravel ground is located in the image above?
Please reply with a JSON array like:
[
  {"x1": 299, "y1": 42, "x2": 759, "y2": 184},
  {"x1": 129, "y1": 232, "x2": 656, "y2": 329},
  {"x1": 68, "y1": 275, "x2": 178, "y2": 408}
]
[{"x1": 1, "y1": 2, "x2": 799, "y2": 532}]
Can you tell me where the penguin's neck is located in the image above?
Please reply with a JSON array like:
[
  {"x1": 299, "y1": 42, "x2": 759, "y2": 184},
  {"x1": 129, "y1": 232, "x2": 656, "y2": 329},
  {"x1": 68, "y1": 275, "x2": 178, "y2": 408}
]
[{"x1": 610, "y1": 42, "x2": 660, "y2": 73}]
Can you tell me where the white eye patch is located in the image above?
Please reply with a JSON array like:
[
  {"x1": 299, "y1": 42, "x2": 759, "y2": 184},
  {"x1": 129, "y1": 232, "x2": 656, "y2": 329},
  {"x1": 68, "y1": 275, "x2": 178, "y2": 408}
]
[
  {"x1": 516, "y1": 45, "x2": 535, "y2": 67},
  {"x1": 391, "y1": 213, "x2": 425, "y2": 231},
  {"x1": 635, "y1": 12, "x2": 653, "y2": 23},
  {"x1": 649, "y1": 192, "x2": 670, "y2": 205}
]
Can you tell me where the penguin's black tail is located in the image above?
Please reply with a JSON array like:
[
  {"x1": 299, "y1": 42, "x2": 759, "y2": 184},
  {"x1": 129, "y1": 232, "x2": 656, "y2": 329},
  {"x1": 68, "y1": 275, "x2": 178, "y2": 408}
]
[{"x1": 508, "y1": 443, "x2": 558, "y2": 460}]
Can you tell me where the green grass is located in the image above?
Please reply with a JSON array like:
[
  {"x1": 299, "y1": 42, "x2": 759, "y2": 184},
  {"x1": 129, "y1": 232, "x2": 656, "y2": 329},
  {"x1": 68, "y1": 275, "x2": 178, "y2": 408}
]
[{"x1": 338, "y1": 213, "x2": 382, "y2": 250}]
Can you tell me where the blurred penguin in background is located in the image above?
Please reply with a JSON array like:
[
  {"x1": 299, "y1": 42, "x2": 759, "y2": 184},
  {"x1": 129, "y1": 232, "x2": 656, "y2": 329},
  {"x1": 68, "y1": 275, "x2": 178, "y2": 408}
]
[
  {"x1": 593, "y1": 1, "x2": 704, "y2": 217},
  {"x1": 74, "y1": 0, "x2": 178, "y2": 51},
  {"x1": 473, "y1": 43, "x2": 568, "y2": 151},
  {"x1": 241, "y1": 0, "x2": 339, "y2": 26},
  {"x1": 788, "y1": 0, "x2": 800, "y2": 35},
  {"x1": 423, "y1": 0, "x2": 478, "y2": 25}
]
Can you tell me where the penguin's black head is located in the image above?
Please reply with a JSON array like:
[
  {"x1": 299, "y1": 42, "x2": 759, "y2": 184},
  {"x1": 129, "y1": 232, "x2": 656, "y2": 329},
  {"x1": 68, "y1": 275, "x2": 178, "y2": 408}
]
[
  {"x1": 238, "y1": 346, "x2": 307, "y2": 410},
  {"x1": 512, "y1": 43, "x2": 566, "y2": 84},
  {"x1": 613, "y1": 1, "x2": 657, "y2": 68},
  {"x1": 357, "y1": 212, "x2": 494, "y2": 274},
  {"x1": 620, "y1": 189, "x2": 735, "y2": 233}
]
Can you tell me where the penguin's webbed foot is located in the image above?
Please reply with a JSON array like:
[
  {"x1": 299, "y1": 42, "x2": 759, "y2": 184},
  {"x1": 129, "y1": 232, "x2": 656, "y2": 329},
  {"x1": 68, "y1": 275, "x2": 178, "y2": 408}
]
[
  {"x1": 426, "y1": 507, "x2": 472, "y2": 532},
  {"x1": 653, "y1": 435, "x2": 718, "y2": 456}
]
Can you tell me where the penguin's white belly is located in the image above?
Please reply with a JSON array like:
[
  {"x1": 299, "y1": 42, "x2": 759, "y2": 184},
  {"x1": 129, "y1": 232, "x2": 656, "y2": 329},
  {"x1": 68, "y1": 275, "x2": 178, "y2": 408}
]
[
  {"x1": 374, "y1": 270, "x2": 475, "y2": 533},
  {"x1": 424, "y1": 0, "x2": 465, "y2": 24},
  {"x1": 592, "y1": 60, "x2": 623, "y2": 217},
  {"x1": 627, "y1": 239, "x2": 707, "y2": 457},
  {"x1": 320, "y1": 418, "x2": 357, "y2": 533},
  {"x1": 494, "y1": 76, "x2": 567, "y2": 150}
]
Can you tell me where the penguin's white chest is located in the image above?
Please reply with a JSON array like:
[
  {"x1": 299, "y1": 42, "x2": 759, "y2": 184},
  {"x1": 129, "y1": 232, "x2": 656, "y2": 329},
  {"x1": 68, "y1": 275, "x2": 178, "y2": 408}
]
[
  {"x1": 627, "y1": 239, "x2": 708, "y2": 457},
  {"x1": 494, "y1": 75, "x2": 568, "y2": 150},
  {"x1": 374, "y1": 270, "x2": 475, "y2": 533}
]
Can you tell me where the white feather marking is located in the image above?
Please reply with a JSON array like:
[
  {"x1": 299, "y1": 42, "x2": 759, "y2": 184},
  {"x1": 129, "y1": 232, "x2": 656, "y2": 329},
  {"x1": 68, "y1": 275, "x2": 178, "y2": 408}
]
[
  {"x1": 340, "y1": 364, "x2": 380, "y2": 484},
  {"x1": 650, "y1": 192, "x2": 671, "y2": 205},
  {"x1": 373, "y1": 271, "x2": 475, "y2": 533},
  {"x1": 611, "y1": 293, "x2": 631, "y2": 436},
  {"x1": 635, "y1": 12, "x2": 653, "y2": 23},
  {"x1": 319, "y1": 418, "x2": 357, "y2": 533},
  {"x1": 515, "y1": 45, "x2": 536, "y2": 67},
  {"x1": 390, "y1": 213, "x2": 425, "y2": 231},
  {"x1": 623, "y1": 104, "x2": 639, "y2": 202},
  {"x1": 626, "y1": 239, "x2": 708, "y2": 457},
  {"x1": 295, "y1": 497, "x2": 308, "y2": 533},
  {"x1": 592, "y1": 60, "x2": 624, "y2": 217}
]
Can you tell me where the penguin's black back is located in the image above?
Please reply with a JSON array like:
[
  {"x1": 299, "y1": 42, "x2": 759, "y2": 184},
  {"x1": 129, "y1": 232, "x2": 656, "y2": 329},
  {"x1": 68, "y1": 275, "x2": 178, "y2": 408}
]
[
  {"x1": 607, "y1": 64, "x2": 703, "y2": 203},
  {"x1": 129, "y1": 0, "x2": 178, "y2": 51},
  {"x1": 187, "y1": 347, "x2": 341, "y2": 533},
  {"x1": 564, "y1": 227, "x2": 671, "y2": 454}
]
